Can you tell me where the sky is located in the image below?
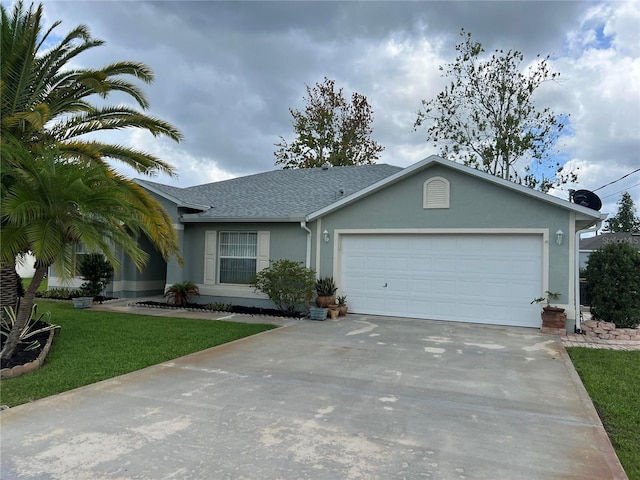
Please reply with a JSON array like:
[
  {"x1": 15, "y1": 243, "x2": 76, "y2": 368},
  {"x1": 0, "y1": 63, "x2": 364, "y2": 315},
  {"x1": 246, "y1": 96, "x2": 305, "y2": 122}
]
[{"x1": 31, "y1": 0, "x2": 640, "y2": 218}]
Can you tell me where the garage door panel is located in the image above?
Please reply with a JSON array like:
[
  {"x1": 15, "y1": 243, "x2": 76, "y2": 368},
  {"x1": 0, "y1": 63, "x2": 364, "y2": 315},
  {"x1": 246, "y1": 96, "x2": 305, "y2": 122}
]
[{"x1": 340, "y1": 234, "x2": 542, "y2": 328}]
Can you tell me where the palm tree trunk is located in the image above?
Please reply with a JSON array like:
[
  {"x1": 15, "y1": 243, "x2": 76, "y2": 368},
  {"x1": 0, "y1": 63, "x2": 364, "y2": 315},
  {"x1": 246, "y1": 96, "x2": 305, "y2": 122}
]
[
  {"x1": 0, "y1": 261, "x2": 47, "y2": 362},
  {"x1": 0, "y1": 262, "x2": 19, "y2": 321}
]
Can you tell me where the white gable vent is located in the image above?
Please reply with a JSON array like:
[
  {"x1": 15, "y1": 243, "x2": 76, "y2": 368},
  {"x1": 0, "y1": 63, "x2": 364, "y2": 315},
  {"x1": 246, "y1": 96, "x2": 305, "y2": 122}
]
[{"x1": 423, "y1": 176, "x2": 450, "y2": 209}]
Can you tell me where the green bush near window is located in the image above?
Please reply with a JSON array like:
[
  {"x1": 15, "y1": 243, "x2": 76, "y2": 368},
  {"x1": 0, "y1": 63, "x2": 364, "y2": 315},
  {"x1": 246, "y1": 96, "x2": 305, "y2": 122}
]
[{"x1": 253, "y1": 260, "x2": 316, "y2": 316}]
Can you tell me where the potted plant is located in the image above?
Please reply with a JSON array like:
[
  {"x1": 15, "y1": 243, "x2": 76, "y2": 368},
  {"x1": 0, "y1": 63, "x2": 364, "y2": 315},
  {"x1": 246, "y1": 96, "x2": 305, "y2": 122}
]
[
  {"x1": 315, "y1": 276, "x2": 337, "y2": 307},
  {"x1": 531, "y1": 291, "x2": 566, "y2": 331},
  {"x1": 328, "y1": 304, "x2": 340, "y2": 320},
  {"x1": 336, "y1": 295, "x2": 348, "y2": 316}
]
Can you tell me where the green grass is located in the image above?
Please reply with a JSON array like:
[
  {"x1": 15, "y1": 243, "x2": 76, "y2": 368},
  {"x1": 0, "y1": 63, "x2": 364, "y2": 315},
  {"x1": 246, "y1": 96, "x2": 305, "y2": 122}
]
[
  {"x1": 567, "y1": 348, "x2": 640, "y2": 480},
  {"x1": 22, "y1": 276, "x2": 48, "y2": 293},
  {"x1": 0, "y1": 300, "x2": 276, "y2": 407}
]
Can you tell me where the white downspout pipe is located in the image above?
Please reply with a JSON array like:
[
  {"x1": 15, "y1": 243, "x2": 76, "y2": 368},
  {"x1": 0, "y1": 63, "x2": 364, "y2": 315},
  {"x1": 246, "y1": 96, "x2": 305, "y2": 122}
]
[
  {"x1": 574, "y1": 219, "x2": 603, "y2": 332},
  {"x1": 300, "y1": 221, "x2": 312, "y2": 269}
]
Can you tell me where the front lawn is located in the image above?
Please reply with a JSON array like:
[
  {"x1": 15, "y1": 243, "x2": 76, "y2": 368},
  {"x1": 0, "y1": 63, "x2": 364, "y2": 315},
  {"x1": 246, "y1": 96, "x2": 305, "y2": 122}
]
[
  {"x1": 0, "y1": 300, "x2": 276, "y2": 407},
  {"x1": 567, "y1": 348, "x2": 640, "y2": 480}
]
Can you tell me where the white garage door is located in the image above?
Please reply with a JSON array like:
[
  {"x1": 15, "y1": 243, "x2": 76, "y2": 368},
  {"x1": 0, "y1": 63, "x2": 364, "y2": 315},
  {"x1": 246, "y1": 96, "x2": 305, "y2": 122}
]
[{"x1": 340, "y1": 234, "x2": 543, "y2": 328}]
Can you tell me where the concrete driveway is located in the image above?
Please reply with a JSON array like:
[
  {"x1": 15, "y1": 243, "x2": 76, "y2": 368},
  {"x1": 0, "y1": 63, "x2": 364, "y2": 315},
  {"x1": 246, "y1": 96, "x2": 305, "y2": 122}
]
[{"x1": 0, "y1": 315, "x2": 627, "y2": 480}]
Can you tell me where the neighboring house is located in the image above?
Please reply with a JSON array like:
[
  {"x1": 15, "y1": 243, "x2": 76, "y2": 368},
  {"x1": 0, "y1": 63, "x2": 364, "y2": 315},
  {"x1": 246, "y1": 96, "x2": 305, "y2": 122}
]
[
  {"x1": 50, "y1": 155, "x2": 605, "y2": 330},
  {"x1": 579, "y1": 232, "x2": 640, "y2": 269},
  {"x1": 15, "y1": 252, "x2": 36, "y2": 278}
]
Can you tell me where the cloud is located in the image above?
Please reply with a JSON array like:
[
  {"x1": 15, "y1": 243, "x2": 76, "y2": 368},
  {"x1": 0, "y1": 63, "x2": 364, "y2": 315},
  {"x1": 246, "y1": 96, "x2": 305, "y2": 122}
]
[{"x1": 24, "y1": 0, "x2": 638, "y2": 215}]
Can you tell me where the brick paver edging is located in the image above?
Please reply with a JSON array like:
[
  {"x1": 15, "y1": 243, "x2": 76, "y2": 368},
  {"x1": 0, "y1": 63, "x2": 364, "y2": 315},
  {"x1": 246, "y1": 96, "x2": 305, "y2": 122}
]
[{"x1": 561, "y1": 333, "x2": 640, "y2": 351}]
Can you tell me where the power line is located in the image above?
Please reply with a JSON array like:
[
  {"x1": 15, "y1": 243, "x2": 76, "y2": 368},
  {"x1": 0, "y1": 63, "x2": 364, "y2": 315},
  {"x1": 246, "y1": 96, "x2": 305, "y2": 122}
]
[
  {"x1": 593, "y1": 168, "x2": 640, "y2": 192},
  {"x1": 600, "y1": 182, "x2": 640, "y2": 200}
]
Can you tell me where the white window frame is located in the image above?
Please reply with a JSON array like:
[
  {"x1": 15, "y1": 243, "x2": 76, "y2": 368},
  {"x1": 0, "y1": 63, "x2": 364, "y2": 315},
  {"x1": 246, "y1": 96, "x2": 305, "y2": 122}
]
[
  {"x1": 218, "y1": 231, "x2": 259, "y2": 285},
  {"x1": 203, "y1": 230, "x2": 270, "y2": 296},
  {"x1": 423, "y1": 176, "x2": 450, "y2": 209}
]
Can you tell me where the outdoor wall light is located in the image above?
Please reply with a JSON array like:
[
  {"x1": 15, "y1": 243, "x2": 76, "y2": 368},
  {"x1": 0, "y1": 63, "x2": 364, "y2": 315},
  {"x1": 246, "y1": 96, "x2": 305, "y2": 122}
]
[
  {"x1": 556, "y1": 229, "x2": 564, "y2": 245},
  {"x1": 323, "y1": 229, "x2": 330, "y2": 243}
]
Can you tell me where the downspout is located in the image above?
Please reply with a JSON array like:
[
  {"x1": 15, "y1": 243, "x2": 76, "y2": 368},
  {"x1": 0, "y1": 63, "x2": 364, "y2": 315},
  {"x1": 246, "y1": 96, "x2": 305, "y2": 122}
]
[
  {"x1": 300, "y1": 220, "x2": 312, "y2": 269},
  {"x1": 574, "y1": 219, "x2": 603, "y2": 332}
]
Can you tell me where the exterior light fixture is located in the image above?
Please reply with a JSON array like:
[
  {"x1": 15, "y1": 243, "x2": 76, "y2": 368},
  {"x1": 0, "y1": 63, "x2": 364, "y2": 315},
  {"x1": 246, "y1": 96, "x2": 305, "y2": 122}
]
[
  {"x1": 323, "y1": 230, "x2": 330, "y2": 243},
  {"x1": 556, "y1": 229, "x2": 564, "y2": 245}
]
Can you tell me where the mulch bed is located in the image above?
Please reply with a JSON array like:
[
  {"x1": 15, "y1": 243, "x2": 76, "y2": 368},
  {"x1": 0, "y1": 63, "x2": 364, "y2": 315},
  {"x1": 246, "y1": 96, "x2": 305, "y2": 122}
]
[
  {"x1": 0, "y1": 322, "x2": 50, "y2": 370},
  {"x1": 134, "y1": 301, "x2": 305, "y2": 319}
]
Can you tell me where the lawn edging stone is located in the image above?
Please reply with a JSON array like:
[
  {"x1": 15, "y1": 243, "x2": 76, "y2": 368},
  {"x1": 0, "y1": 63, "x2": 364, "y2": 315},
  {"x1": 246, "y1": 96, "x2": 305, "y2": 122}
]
[{"x1": 0, "y1": 328, "x2": 57, "y2": 380}]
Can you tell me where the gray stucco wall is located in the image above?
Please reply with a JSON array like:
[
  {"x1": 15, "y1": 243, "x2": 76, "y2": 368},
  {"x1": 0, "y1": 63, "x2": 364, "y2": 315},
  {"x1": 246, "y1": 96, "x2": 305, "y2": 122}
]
[{"x1": 318, "y1": 164, "x2": 573, "y2": 302}]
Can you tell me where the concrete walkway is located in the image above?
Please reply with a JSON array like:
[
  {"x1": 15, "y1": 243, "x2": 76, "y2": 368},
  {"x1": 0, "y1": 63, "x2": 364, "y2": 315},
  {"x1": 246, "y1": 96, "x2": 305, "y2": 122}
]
[{"x1": 0, "y1": 307, "x2": 627, "y2": 479}]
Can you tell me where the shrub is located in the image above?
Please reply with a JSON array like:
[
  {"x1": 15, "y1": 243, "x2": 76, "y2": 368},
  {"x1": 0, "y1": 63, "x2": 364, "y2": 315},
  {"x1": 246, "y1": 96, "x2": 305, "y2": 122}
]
[
  {"x1": 584, "y1": 242, "x2": 640, "y2": 328},
  {"x1": 79, "y1": 253, "x2": 113, "y2": 297},
  {"x1": 253, "y1": 260, "x2": 316, "y2": 315},
  {"x1": 164, "y1": 282, "x2": 200, "y2": 307},
  {"x1": 37, "y1": 288, "x2": 82, "y2": 300},
  {"x1": 207, "y1": 302, "x2": 232, "y2": 312}
]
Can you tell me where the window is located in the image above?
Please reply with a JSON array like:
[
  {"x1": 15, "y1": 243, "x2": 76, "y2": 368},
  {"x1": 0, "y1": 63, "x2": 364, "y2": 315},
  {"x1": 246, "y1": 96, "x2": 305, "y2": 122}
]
[
  {"x1": 218, "y1": 232, "x2": 258, "y2": 284},
  {"x1": 204, "y1": 230, "x2": 270, "y2": 286},
  {"x1": 423, "y1": 176, "x2": 450, "y2": 209}
]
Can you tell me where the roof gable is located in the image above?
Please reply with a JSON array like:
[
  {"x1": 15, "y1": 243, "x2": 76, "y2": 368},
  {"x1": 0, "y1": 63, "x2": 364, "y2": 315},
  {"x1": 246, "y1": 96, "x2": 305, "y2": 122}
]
[{"x1": 307, "y1": 155, "x2": 605, "y2": 223}]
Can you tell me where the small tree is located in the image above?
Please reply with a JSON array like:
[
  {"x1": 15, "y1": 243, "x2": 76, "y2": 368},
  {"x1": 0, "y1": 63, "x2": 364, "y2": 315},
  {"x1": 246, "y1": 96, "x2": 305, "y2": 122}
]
[
  {"x1": 414, "y1": 29, "x2": 573, "y2": 192},
  {"x1": 253, "y1": 260, "x2": 316, "y2": 315},
  {"x1": 79, "y1": 253, "x2": 113, "y2": 298},
  {"x1": 603, "y1": 192, "x2": 640, "y2": 233},
  {"x1": 164, "y1": 282, "x2": 200, "y2": 307},
  {"x1": 584, "y1": 242, "x2": 640, "y2": 328},
  {"x1": 275, "y1": 77, "x2": 384, "y2": 169}
]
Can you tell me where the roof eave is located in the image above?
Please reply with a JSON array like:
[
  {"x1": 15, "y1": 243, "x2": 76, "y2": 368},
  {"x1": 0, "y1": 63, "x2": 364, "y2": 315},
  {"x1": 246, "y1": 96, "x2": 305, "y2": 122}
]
[
  {"x1": 135, "y1": 179, "x2": 210, "y2": 211},
  {"x1": 180, "y1": 215, "x2": 306, "y2": 223}
]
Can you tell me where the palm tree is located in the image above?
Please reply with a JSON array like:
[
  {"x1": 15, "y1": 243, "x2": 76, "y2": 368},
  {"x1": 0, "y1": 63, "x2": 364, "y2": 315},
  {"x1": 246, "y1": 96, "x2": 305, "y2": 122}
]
[
  {"x1": 1, "y1": 2, "x2": 183, "y2": 327},
  {"x1": 1, "y1": 149, "x2": 180, "y2": 361},
  {"x1": 0, "y1": 2, "x2": 182, "y2": 358},
  {"x1": 1, "y1": 2, "x2": 183, "y2": 171}
]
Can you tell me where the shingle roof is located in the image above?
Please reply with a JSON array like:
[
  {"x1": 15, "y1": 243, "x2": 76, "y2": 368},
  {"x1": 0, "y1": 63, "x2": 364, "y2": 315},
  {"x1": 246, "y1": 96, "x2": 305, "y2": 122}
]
[
  {"x1": 137, "y1": 164, "x2": 402, "y2": 220},
  {"x1": 580, "y1": 232, "x2": 640, "y2": 251}
]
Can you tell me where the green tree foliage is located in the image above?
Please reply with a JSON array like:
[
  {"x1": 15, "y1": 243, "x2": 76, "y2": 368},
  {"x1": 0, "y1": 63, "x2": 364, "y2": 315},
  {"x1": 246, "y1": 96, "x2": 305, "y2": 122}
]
[
  {"x1": 0, "y1": 2, "x2": 184, "y2": 359},
  {"x1": 253, "y1": 260, "x2": 316, "y2": 315},
  {"x1": 1, "y1": 2, "x2": 182, "y2": 173},
  {"x1": 79, "y1": 253, "x2": 113, "y2": 298},
  {"x1": 275, "y1": 77, "x2": 384, "y2": 169},
  {"x1": 414, "y1": 29, "x2": 574, "y2": 192},
  {"x1": 584, "y1": 242, "x2": 640, "y2": 328},
  {"x1": 1, "y1": 149, "x2": 178, "y2": 361},
  {"x1": 603, "y1": 192, "x2": 640, "y2": 233}
]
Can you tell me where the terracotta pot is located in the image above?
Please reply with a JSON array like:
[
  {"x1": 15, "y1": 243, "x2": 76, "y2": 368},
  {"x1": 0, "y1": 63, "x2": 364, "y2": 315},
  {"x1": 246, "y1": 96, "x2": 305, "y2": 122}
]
[
  {"x1": 338, "y1": 305, "x2": 347, "y2": 316},
  {"x1": 316, "y1": 295, "x2": 336, "y2": 308},
  {"x1": 328, "y1": 306, "x2": 340, "y2": 319}
]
